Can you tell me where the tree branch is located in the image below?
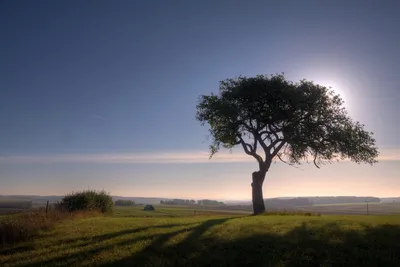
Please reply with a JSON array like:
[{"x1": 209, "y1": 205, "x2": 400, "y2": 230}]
[
  {"x1": 261, "y1": 131, "x2": 273, "y2": 142},
  {"x1": 271, "y1": 140, "x2": 287, "y2": 158},
  {"x1": 253, "y1": 132, "x2": 270, "y2": 163},
  {"x1": 238, "y1": 136, "x2": 263, "y2": 166},
  {"x1": 267, "y1": 138, "x2": 285, "y2": 151},
  {"x1": 259, "y1": 130, "x2": 273, "y2": 136},
  {"x1": 276, "y1": 153, "x2": 303, "y2": 171},
  {"x1": 269, "y1": 124, "x2": 283, "y2": 140},
  {"x1": 252, "y1": 134, "x2": 258, "y2": 153},
  {"x1": 313, "y1": 152, "x2": 320, "y2": 169},
  {"x1": 260, "y1": 123, "x2": 282, "y2": 137},
  {"x1": 245, "y1": 142, "x2": 254, "y2": 153}
]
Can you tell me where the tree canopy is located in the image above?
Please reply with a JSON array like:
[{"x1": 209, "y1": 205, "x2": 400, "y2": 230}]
[{"x1": 196, "y1": 74, "x2": 379, "y2": 170}]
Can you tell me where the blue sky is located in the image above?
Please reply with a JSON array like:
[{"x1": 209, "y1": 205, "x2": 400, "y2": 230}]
[{"x1": 1, "y1": 0, "x2": 399, "y2": 199}]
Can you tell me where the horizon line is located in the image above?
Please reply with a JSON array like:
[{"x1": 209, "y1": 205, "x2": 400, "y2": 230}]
[{"x1": 0, "y1": 193, "x2": 398, "y2": 201}]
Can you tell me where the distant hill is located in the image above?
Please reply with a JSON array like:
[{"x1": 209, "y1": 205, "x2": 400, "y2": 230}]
[
  {"x1": 265, "y1": 197, "x2": 312, "y2": 209},
  {"x1": 307, "y1": 196, "x2": 381, "y2": 204},
  {"x1": 380, "y1": 197, "x2": 400, "y2": 203},
  {"x1": 0, "y1": 195, "x2": 170, "y2": 205},
  {"x1": 224, "y1": 200, "x2": 252, "y2": 205},
  {"x1": 0, "y1": 195, "x2": 62, "y2": 205}
]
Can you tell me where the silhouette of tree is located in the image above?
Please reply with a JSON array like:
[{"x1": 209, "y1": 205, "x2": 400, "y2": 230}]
[{"x1": 196, "y1": 73, "x2": 378, "y2": 214}]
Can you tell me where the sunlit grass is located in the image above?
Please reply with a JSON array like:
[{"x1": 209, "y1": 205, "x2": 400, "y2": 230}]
[{"x1": 1, "y1": 213, "x2": 399, "y2": 267}]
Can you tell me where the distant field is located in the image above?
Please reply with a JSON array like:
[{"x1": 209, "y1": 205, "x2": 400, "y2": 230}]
[
  {"x1": 312, "y1": 202, "x2": 382, "y2": 206},
  {"x1": 297, "y1": 202, "x2": 400, "y2": 215},
  {"x1": 1, "y1": 212, "x2": 399, "y2": 266},
  {"x1": 0, "y1": 200, "x2": 32, "y2": 215},
  {"x1": 2, "y1": 199, "x2": 400, "y2": 217},
  {"x1": 114, "y1": 205, "x2": 251, "y2": 218},
  {"x1": 0, "y1": 208, "x2": 26, "y2": 215}
]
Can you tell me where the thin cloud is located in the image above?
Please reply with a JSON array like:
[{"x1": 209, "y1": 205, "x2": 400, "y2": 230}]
[
  {"x1": 0, "y1": 148, "x2": 398, "y2": 164},
  {"x1": 91, "y1": 114, "x2": 105, "y2": 120},
  {"x1": 376, "y1": 148, "x2": 400, "y2": 161},
  {"x1": 0, "y1": 151, "x2": 252, "y2": 164}
]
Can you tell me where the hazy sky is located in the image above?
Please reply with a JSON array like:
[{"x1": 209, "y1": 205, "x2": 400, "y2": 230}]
[{"x1": 1, "y1": 0, "x2": 399, "y2": 199}]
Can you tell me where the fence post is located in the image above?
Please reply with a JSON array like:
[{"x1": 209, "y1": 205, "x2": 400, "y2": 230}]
[{"x1": 46, "y1": 200, "x2": 49, "y2": 214}]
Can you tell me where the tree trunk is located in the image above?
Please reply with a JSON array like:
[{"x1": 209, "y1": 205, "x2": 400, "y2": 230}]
[{"x1": 252, "y1": 170, "x2": 267, "y2": 215}]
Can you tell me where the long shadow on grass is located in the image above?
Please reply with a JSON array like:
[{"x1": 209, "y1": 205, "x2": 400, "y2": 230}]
[
  {"x1": 6, "y1": 217, "x2": 400, "y2": 267},
  {"x1": 101, "y1": 221, "x2": 400, "y2": 267},
  {"x1": 0, "y1": 245, "x2": 32, "y2": 256},
  {"x1": 111, "y1": 217, "x2": 234, "y2": 265},
  {"x1": 3, "y1": 218, "x2": 233, "y2": 267},
  {"x1": 0, "y1": 222, "x2": 197, "y2": 266},
  {"x1": 49, "y1": 222, "x2": 198, "y2": 248}
]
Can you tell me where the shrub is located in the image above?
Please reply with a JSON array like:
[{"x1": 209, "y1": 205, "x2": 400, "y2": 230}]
[{"x1": 58, "y1": 190, "x2": 114, "y2": 214}]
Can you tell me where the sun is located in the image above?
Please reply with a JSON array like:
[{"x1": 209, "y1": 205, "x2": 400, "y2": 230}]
[
  {"x1": 290, "y1": 68, "x2": 353, "y2": 112},
  {"x1": 313, "y1": 78, "x2": 351, "y2": 110}
]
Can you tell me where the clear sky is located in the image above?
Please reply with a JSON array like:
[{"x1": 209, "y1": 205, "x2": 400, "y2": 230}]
[{"x1": 1, "y1": 0, "x2": 399, "y2": 199}]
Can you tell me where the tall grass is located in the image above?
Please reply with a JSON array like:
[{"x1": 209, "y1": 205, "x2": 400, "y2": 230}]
[
  {"x1": 0, "y1": 209, "x2": 100, "y2": 246},
  {"x1": 1, "y1": 190, "x2": 111, "y2": 246}
]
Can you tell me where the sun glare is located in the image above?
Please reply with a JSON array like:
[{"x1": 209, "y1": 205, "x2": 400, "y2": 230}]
[{"x1": 313, "y1": 79, "x2": 351, "y2": 111}]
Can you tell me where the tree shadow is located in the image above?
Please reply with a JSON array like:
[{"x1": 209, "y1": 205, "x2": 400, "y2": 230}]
[
  {"x1": 100, "y1": 217, "x2": 233, "y2": 266},
  {"x1": 101, "y1": 221, "x2": 400, "y2": 267},
  {"x1": 3, "y1": 217, "x2": 399, "y2": 267},
  {"x1": 0, "y1": 222, "x2": 198, "y2": 266},
  {"x1": 50, "y1": 222, "x2": 198, "y2": 247},
  {"x1": 0, "y1": 245, "x2": 32, "y2": 256},
  {"x1": 2, "y1": 218, "x2": 233, "y2": 267}
]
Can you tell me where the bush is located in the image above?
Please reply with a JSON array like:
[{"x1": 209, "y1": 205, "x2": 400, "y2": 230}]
[
  {"x1": 58, "y1": 190, "x2": 114, "y2": 214},
  {"x1": 0, "y1": 210, "x2": 100, "y2": 246}
]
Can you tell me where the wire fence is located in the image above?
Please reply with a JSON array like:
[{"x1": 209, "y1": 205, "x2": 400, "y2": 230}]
[
  {"x1": 293, "y1": 203, "x2": 400, "y2": 216},
  {"x1": 215, "y1": 202, "x2": 400, "y2": 216},
  {"x1": 0, "y1": 201, "x2": 55, "y2": 216}
]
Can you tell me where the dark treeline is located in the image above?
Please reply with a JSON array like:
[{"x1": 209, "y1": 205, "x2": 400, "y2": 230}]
[
  {"x1": 114, "y1": 199, "x2": 135, "y2": 206},
  {"x1": 265, "y1": 198, "x2": 311, "y2": 209},
  {"x1": 161, "y1": 199, "x2": 196, "y2": 205},
  {"x1": 198, "y1": 199, "x2": 225, "y2": 206},
  {"x1": 160, "y1": 199, "x2": 225, "y2": 205}
]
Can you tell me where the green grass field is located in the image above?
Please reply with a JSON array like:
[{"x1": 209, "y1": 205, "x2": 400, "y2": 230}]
[
  {"x1": 115, "y1": 205, "x2": 251, "y2": 218},
  {"x1": 1, "y1": 205, "x2": 399, "y2": 267}
]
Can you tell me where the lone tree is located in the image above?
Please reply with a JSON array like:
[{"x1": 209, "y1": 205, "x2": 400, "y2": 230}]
[{"x1": 196, "y1": 74, "x2": 378, "y2": 214}]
